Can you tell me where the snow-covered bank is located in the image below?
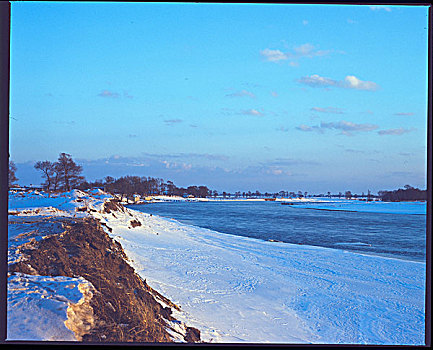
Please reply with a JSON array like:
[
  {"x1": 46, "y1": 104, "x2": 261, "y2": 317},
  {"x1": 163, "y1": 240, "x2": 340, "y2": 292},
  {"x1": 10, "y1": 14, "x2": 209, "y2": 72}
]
[
  {"x1": 7, "y1": 189, "x2": 197, "y2": 342},
  {"x1": 7, "y1": 212, "x2": 96, "y2": 341},
  {"x1": 8, "y1": 190, "x2": 426, "y2": 344},
  {"x1": 8, "y1": 273, "x2": 94, "y2": 341},
  {"x1": 94, "y1": 199, "x2": 426, "y2": 344}
]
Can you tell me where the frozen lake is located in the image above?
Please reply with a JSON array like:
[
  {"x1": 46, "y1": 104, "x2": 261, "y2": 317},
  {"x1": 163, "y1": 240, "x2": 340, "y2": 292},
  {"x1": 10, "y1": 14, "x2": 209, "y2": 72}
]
[{"x1": 130, "y1": 200, "x2": 426, "y2": 262}]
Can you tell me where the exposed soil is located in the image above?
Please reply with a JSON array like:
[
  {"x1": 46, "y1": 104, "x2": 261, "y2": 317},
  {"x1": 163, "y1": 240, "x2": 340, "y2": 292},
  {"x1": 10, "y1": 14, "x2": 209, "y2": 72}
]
[
  {"x1": 9, "y1": 216, "x2": 200, "y2": 343},
  {"x1": 130, "y1": 219, "x2": 142, "y2": 228},
  {"x1": 103, "y1": 199, "x2": 125, "y2": 214}
]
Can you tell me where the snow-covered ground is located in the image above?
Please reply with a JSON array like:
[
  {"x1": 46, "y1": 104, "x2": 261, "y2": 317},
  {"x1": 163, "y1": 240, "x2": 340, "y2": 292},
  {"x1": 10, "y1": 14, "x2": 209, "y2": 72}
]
[
  {"x1": 7, "y1": 201, "x2": 96, "y2": 341},
  {"x1": 7, "y1": 190, "x2": 426, "y2": 344},
  {"x1": 8, "y1": 273, "x2": 94, "y2": 341}
]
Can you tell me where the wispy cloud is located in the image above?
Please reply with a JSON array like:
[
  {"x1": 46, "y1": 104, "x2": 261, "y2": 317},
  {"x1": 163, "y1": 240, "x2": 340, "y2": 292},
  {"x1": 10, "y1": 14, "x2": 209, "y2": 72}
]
[
  {"x1": 370, "y1": 6, "x2": 392, "y2": 12},
  {"x1": 378, "y1": 128, "x2": 413, "y2": 135},
  {"x1": 164, "y1": 119, "x2": 183, "y2": 125},
  {"x1": 311, "y1": 107, "x2": 345, "y2": 114},
  {"x1": 225, "y1": 89, "x2": 256, "y2": 98},
  {"x1": 345, "y1": 148, "x2": 381, "y2": 155},
  {"x1": 345, "y1": 149, "x2": 365, "y2": 154},
  {"x1": 292, "y1": 43, "x2": 330, "y2": 58},
  {"x1": 295, "y1": 124, "x2": 315, "y2": 132},
  {"x1": 240, "y1": 109, "x2": 264, "y2": 116},
  {"x1": 265, "y1": 158, "x2": 320, "y2": 167},
  {"x1": 296, "y1": 120, "x2": 379, "y2": 136},
  {"x1": 261, "y1": 43, "x2": 331, "y2": 65},
  {"x1": 321, "y1": 120, "x2": 378, "y2": 133},
  {"x1": 141, "y1": 152, "x2": 230, "y2": 162},
  {"x1": 298, "y1": 75, "x2": 338, "y2": 88},
  {"x1": 302, "y1": 20, "x2": 309, "y2": 25},
  {"x1": 298, "y1": 74, "x2": 379, "y2": 91},
  {"x1": 97, "y1": 90, "x2": 120, "y2": 98},
  {"x1": 394, "y1": 112, "x2": 414, "y2": 116}
]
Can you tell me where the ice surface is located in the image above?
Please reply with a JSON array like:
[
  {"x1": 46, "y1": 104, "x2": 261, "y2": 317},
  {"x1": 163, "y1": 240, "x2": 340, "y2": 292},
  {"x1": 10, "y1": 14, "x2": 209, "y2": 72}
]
[{"x1": 288, "y1": 199, "x2": 426, "y2": 215}]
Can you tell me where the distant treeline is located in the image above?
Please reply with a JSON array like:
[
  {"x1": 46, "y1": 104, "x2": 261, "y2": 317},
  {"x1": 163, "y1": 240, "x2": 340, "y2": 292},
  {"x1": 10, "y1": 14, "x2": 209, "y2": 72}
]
[
  {"x1": 378, "y1": 185, "x2": 427, "y2": 202},
  {"x1": 79, "y1": 175, "x2": 213, "y2": 198},
  {"x1": 10, "y1": 154, "x2": 428, "y2": 201}
]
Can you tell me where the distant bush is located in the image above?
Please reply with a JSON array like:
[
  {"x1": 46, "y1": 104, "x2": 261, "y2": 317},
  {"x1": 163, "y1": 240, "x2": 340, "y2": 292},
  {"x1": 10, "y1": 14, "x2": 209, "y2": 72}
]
[{"x1": 378, "y1": 185, "x2": 427, "y2": 202}]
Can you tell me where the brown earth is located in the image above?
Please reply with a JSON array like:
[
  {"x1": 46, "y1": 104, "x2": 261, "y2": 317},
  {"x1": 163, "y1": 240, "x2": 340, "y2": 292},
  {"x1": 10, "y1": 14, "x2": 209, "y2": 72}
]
[{"x1": 9, "y1": 216, "x2": 200, "y2": 343}]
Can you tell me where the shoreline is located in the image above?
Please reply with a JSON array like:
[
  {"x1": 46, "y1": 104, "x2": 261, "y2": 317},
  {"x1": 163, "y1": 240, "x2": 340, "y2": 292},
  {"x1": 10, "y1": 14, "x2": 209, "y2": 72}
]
[
  {"x1": 7, "y1": 190, "x2": 201, "y2": 342},
  {"x1": 108, "y1": 200, "x2": 425, "y2": 343},
  {"x1": 7, "y1": 189, "x2": 426, "y2": 344}
]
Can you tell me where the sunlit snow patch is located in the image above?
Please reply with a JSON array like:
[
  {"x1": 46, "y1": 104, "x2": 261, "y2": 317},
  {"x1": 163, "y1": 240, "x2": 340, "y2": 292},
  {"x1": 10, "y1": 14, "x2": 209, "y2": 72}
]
[{"x1": 7, "y1": 273, "x2": 95, "y2": 341}]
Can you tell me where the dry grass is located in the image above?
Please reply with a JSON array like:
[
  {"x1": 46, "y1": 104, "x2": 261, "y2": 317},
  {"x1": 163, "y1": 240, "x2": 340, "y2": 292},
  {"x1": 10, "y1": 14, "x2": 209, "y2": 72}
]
[{"x1": 10, "y1": 217, "x2": 200, "y2": 343}]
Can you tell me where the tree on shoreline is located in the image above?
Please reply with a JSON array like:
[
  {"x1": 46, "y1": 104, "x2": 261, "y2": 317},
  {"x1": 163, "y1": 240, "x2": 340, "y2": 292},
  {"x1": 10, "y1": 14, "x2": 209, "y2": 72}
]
[
  {"x1": 378, "y1": 185, "x2": 426, "y2": 202},
  {"x1": 9, "y1": 161, "x2": 18, "y2": 187},
  {"x1": 56, "y1": 153, "x2": 84, "y2": 191},
  {"x1": 35, "y1": 160, "x2": 58, "y2": 192},
  {"x1": 35, "y1": 153, "x2": 84, "y2": 192}
]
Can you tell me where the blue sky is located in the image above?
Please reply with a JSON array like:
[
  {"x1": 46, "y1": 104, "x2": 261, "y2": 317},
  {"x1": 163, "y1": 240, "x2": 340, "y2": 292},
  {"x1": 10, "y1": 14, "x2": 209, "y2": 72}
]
[{"x1": 10, "y1": 2, "x2": 429, "y2": 193}]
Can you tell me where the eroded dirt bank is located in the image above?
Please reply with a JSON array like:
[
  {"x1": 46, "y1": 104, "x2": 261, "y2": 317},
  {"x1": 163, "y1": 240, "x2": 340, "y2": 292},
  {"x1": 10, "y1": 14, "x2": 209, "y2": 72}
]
[{"x1": 9, "y1": 216, "x2": 200, "y2": 343}]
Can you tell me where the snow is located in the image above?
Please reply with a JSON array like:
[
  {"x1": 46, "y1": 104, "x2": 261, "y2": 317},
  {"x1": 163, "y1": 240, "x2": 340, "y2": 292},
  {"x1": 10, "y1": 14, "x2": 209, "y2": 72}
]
[
  {"x1": 92, "y1": 201, "x2": 426, "y2": 344},
  {"x1": 7, "y1": 190, "x2": 97, "y2": 341},
  {"x1": 7, "y1": 273, "x2": 94, "y2": 341},
  {"x1": 7, "y1": 189, "x2": 426, "y2": 344}
]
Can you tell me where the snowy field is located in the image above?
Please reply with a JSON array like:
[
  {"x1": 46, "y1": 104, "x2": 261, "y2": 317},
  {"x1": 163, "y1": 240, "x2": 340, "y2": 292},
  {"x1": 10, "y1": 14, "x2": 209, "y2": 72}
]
[{"x1": 7, "y1": 190, "x2": 426, "y2": 344}]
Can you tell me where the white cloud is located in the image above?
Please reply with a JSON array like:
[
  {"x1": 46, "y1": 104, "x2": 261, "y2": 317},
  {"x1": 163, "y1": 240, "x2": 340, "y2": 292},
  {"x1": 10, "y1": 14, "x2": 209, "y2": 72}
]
[
  {"x1": 370, "y1": 6, "x2": 392, "y2": 12},
  {"x1": 260, "y1": 49, "x2": 288, "y2": 62},
  {"x1": 302, "y1": 20, "x2": 309, "y2": 25},
  {"x1": 343, "y1": 76, "x2": 379, "y2": 91},
  {"x1": 241, "y1": 109, "x2": 264, "y2": 116},
  {"x1": 260, "y1": 43, "x2": 331, "y2": 65},
  {"x1": 298, "y1": 74, "x2": 379, "y2": 91},
  {"x1": 296, "y1": 120, "x2": 379, "y2": 136},
  {"x1": 298, "y1": 74, "x2": 339, "y2": 88},
  {"x1": 293, "y1": 43, "x2": 330, "y2": 58},
  {"x1": 320, "y1": 120, "x2": 378, "y2": 132}
]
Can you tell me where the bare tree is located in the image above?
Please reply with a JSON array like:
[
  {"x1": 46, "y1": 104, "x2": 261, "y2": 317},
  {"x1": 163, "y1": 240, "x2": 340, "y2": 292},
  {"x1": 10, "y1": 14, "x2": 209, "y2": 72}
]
[
  {"x1": 8, "y1": 161, "x2": 18, "y2": 187},
  {"x1": 56, "y1": 153, "x2": 84, "y2": 191},
  {"x1": 34, "y1": 160, "x2": 56, "y2": 191}
]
